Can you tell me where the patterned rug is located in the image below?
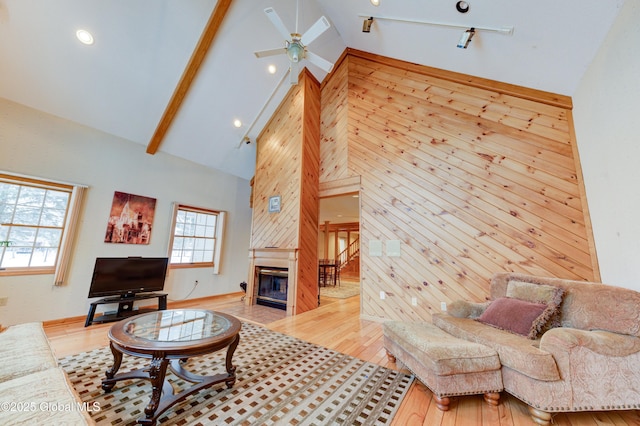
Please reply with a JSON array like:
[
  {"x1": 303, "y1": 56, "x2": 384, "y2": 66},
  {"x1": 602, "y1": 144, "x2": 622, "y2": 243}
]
[
  {"x1": 320, "y1": 280, "x2": 360, "y2": 299},
  {"x1": 60, "y1": 322, "x2": 413, "y2": 425}
]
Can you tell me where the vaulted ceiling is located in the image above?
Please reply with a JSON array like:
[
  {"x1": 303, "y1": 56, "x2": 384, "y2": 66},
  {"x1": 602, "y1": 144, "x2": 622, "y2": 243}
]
[{"x1": 0, "y1": 0, "x2": 625, "y2": 181}]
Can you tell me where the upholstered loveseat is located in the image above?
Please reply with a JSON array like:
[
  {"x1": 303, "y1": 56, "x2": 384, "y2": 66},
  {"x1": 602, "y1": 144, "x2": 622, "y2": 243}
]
[
  {"x1": 430, "y1": 272, "x2": 640, "y2": 425},
  {"x1": 0, "y1": 322, "x2": 95, "y2": 425}
]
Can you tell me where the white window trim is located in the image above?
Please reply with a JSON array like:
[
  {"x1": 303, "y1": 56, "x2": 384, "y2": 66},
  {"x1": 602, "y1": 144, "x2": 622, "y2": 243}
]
[
  {"x1": 0, "y1": 171, "x2": 87, "y2": 285},
  {"x1": 212, "y1": 211, "x2": 225, "y2": 274},
  {"x1": 167, "y1": 203, "x2": 225, "y2": 274},
  {"x1": 54, "y1": 185, "x2": 86, "y2": 285}
]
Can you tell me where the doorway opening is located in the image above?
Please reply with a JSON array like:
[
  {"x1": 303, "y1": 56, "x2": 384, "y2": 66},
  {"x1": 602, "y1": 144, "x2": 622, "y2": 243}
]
[{"x1": 318, "y1": 193, "x2": 360, "y2": 299}]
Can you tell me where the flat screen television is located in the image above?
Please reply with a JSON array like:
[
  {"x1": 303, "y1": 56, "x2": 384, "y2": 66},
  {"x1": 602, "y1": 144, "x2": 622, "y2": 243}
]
[{"x1": 88, "y1": 257, "x2": 169, "y2": 298}]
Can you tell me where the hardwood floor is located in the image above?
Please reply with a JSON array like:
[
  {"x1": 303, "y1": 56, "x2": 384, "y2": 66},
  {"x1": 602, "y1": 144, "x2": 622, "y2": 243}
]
[{"x1": 45, "y1": 294, "x2": 640, "y2": 426}]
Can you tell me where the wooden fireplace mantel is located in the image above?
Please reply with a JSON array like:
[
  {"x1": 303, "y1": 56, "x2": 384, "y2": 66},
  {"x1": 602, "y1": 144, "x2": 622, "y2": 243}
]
[{"x1": 246, "y1": 248, "x2": 298, "y2": 317}]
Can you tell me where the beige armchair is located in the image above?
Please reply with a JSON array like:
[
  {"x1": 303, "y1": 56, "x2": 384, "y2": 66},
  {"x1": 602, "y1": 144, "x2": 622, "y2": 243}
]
[{"x1": 432, "y1": 272, "x2": 640, "y2": 425}]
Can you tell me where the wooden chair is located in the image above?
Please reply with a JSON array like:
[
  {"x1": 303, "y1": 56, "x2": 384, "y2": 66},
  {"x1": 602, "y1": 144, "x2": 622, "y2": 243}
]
[
  {"x1": 318, "y1": 260, "x2": 337, "y2": 287},
  {"x1": 318, "y1": 260, "x2": 327, "y2": 287}
]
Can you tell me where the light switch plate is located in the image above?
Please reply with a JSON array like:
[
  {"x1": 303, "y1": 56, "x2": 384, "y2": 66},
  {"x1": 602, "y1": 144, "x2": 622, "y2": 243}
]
[
  {"x1": 386, "y1": 240, "x2": 401, "y2": 257},
  {"x1": 369, "y1": 240, "x2": 383, "y2": 257}
]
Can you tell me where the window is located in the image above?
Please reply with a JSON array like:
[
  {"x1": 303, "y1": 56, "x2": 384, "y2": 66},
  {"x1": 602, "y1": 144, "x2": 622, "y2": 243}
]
[
  {"x1": 169, "y1": 204, "x2": 225, "y2": 272},
  {"x1": 0, "y1": 173, "x2": 85, "y2": 281}
]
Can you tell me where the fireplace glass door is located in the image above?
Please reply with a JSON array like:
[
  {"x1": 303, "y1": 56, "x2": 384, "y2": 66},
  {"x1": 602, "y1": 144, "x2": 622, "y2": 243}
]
[{"x1": 256, "y1": 267, "x2": 288, "y2": 310}]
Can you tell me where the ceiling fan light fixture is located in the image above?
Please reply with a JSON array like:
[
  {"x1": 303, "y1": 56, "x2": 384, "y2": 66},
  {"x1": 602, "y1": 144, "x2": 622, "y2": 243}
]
[
  {"x1": 370, "y1": 0, "x2": 380, "y2": 6},
  {"x1": 286, "y1": 41, "x2": 305, "y2": 63},
  {"x1": 268, "y1": 64, "x2": 277, "y2": 74}
]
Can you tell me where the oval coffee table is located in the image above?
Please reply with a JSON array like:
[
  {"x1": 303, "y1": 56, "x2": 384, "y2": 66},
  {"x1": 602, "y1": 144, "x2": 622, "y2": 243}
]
[{"x1": 102, "y1": 309, "x2": 241, "y2": 425}]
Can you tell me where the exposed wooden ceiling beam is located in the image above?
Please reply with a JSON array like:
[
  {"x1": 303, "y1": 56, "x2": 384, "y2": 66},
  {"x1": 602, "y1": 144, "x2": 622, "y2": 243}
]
[{"x1": 146, "y1": 0, "x2": 234, "y2": 154}]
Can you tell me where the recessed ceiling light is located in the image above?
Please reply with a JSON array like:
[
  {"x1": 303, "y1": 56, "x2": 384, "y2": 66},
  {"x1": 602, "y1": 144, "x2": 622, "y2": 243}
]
[
  {"x1": 456, "y1": 1, "x2": 470, "y2": 13},
  {"x1": 233, "y1": 119, "x2": 242, "y2": 128},
  {"x1": 76, "y1": 29, "x2": 94, "y2": 45},
  {"x1": 370, "y1": 0, "x2": 380, "y2": 6},
  {"x1": 268, "y1": 64, "x2": 277, "y2": 74}
]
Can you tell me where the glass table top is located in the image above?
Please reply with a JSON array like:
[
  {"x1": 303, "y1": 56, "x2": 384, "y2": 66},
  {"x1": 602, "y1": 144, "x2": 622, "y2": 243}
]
[{"x1": 123, "y1": 309, "x2": 232, "y2": 343}]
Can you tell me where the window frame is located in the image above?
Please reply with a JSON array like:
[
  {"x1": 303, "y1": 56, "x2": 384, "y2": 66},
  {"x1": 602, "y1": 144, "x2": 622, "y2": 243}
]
[
  {"x1": 0, "y1": 173, "x2": 82, "y2": 279},
  {"x1": 168, "y1": 203, "x2": 225, "y2": 273}
]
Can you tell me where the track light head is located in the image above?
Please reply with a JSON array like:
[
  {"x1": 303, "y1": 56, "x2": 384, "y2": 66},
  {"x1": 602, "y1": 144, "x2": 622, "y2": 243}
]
[
  {"x1": 457, "y1": 27, "x2": 475, "y2": 49},
  {"x1": 362, "y1": 17, "x2": 373, "y2": 33}
]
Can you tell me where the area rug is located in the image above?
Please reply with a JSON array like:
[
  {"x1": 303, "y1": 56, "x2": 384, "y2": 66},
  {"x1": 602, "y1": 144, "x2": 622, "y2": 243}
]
[
  {"x1": 60, "y1": 322, "x2": 413, "y2": 425},
  {"x1": 319, "y1": 280, "x2": 360, "y2": 299}
]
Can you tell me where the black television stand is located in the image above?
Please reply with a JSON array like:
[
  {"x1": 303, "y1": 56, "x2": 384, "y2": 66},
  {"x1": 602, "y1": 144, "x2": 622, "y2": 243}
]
[{"x1": 84, "y1": 292, "x2": 167, "y2": 327}]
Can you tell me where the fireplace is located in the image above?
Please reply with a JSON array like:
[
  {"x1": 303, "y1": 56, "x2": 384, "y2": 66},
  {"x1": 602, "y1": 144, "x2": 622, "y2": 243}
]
[
  {"x1": 246, "y1": 248, "x2": 298, "y2": 316},
  {"x1": 256, "y1": 267, "x2": 288, "y2": 310}
]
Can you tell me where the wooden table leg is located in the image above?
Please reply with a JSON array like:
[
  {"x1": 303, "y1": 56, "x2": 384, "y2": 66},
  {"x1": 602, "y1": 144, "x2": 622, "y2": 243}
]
[
  {"x1": 142, "y1": 355, "x2": 170, "y2": 423},
  {"x1": 102, "y1": 342, "x2": 123, "y2": 392},
  {"x1": 225, "y1": 334, "x2": 240, "y2": 388}
]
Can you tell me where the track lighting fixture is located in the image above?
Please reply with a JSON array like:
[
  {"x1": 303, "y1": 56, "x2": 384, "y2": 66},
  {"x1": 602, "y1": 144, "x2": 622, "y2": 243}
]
[
  {"x1": 362, "y1": 17, "x2": 374, "y2": 33},
  {"x1": 457, "y1": 27, "x2": 475, "y2": 49},
  {"x1": 356, "y1": 14, "x2": 513, "y2": 48}
]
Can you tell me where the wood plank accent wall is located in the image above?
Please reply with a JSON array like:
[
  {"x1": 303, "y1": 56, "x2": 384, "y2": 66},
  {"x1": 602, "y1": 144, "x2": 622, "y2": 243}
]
[
  {"x1": 252, "y1": 69, "x2": 320, "y2": 315},
  {"x1": 320, "y1": 55, "x2": 350, "y2": 183},
  {"x1": 319, "y1": 49, "x2": 598, "y2": 322},
  {"x1": 253, "y1": 80, "x2": 304, "y2": 250},
  {"x1": 296, "y1": 72, "x2": 321, "y2": 314}
]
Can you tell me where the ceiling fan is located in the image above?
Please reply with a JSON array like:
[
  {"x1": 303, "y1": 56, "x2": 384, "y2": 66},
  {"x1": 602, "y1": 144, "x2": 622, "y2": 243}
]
[{"x1": 254, "y1": 1, "x2": 334, "y2": 85}]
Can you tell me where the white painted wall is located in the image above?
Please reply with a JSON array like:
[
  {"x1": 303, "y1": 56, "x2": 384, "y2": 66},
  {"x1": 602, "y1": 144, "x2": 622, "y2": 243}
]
[
  {"x1": 573, "y1": 0, "x2": 640, "y2": 290},
  {"x1": 0, "y1": 98, "x2": 252, "y2": 325}
]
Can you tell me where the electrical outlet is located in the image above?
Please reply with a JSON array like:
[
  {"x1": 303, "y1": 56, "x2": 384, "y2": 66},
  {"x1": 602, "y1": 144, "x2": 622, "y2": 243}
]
[
  {"x1": 441, "y1": 301, "x2": 447, "y2": 311},
  {"x1": 0, "y1": 297, "x2": 9, "y2": 306},
  {"x1": 411, "y1": 297, "x2": 417, "y2": 306},
  {"x1": 380, "y1": 291, "x2": 386, "y2": 300}
]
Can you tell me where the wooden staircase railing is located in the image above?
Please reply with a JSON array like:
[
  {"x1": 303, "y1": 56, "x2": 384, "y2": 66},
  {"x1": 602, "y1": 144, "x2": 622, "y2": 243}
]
[{"x1": 338, "y1": 237, "x2": 359, "y2": 271}]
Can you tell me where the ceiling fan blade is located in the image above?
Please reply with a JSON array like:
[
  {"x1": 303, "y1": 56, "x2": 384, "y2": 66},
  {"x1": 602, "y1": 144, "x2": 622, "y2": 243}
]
[
  {"x1": 300, "y1": 16, "x2": 330, "y2": 46},
  {"x1": 254, "y1": 47, "x2": 286, "y2": 58},
  {"x1": 289, "y1": 61, "x2": 299, "y2": 85},
  {"x1": 305, "y1": 51, "x2": 334, "y2": 73},
  {"x1": 264, "y1": 7, "x2": 292, "y2": 41}
]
